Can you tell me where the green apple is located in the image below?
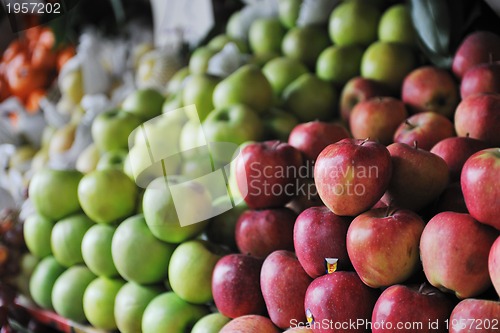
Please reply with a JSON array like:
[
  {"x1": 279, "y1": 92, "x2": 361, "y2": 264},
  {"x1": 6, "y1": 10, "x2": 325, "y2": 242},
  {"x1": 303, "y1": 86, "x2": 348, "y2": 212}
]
[
  {"x1": 83, "y1": 277, "x2": 126, "y2": 330},
  {"x1": 207, "y1": 197, "x2": 248, "y2": 251},
  {"x1": 249, "y1": 18, "x2": 286, "y2": 56},
  {"x1": 29, "y1": 256, "x2": 65, "y2": 310},
  {"x1": 142, "y1": 176, "x2": 211, "y2": 243},
  {"x1": 316, "y1": 45, "x2": 364, "y2": 86},
  {"x1": 167, "y1": 67, "x2": 190, "y2": 95},
  {"x1": 75, "y1": 143, "x2": 100, "y2": 174},
  {"x1": 192, "y1": 313, "x2": 232, "y2": 333},
  {"x1": 282, "y1": 26, "x2": 330, "y2": 68},
  {"x1": 48, "y1": 123, "x2": 76, "y2": 157},
  {"x1": 81, "y1": 224, "x2": 119, "y2": 277},
  {"x1": 24, "y1": 214, "x2": 54, "y2": 258},
  {"x1": 261, "y1": 108, "x2": 299, "y2": 141},
  {"x1": 91, "y1": 109, "x2": 142, "y2": 153},
  {"x1": 168, "y1": 240, "x2": 225, "y2": 304},
  {"x1": 250, "y1": 52, "x2": 280, "y2": 68},
  {"x1": 182, "y1": 74, "x2": 220, "y2": 122},
  {"x1": 162, "y1": 93, "x2": 184, "y2": 113},
  {"x1": 189, "y1": 47, "x2": 218, "y2": 74},
  {"x1": 208, "y1": 34, "x2": 248, "y2": 53},
  {"x1": 122, "y1": 88, "x2": 165, "y2": 120},
  {"x1": 361, "y1": 41, "x2": 416, "y2": 92},
  {"x1": 179, "y1": 119, "x2": 206, "y2": 160},
  {"x1": 78, "y1": 169, "x2": 138, "y2": 224},
  {"x1": 262, "y1": 57, "x2": 309, "y2": 97},
  {"x1": 115, "y1": 282, "x2": 162, "y2": 333},
  {"x1": 51, "y1": 266, "x2": 96, "y2": 323},
  {"x1": 378, "y1": 4, "x2": 416, "y2": 46},
  {"x1": 329, "y1": 0, "x2": 381, "y2": 46},
  {"x1": 30, "y1": 148, "x2": 50, "y2": 172},
  {"x1": 29, "y1": 169, "x2": 83, "y2": 221},
  {"x1": 13, "y1": 253, "x2": 39, "y2": 298},
  {"x1": 142, "y1": 292, "x2": 209, "y2": 333},
  {"x1": 112, "y1": 214, "x2": 175, "y2": 284},
  {"x1": 278, "y1": 0, "x2": 302, "y2": 29},
  {"x1": 226, "y1": 11, "x2": 244, "y2": 40},
  {"x1": 96, "y1": 149, "x2": 127, "y2": 171},
  {"x1": 51, "y1": 214, "x2": 94, "y2": 267},
  {"x1": 283, "y1": 73, "x2": 338, "y2": 121},
  {"x1": 213, "y1": 64, "x2": 273, "y2": 114}
]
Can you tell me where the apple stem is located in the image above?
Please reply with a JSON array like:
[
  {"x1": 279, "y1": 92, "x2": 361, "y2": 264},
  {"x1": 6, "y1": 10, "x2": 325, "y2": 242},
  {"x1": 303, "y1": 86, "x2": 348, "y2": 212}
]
[
  {"x1": 360, "y1": 138, "x2": 369, "y2": 146},
  {"x1": 413, "y1": 141, "x2": 418, "y2": 149},
  {"x1": 272, "y1": 140, "x2": 281, "y2": 150},
  {"x1": 466, "y1": 132, "x2": 470, "y2": 138},
  {"x1": 418, "y1": 282, "x2": 426, "y2": 293},
  {"x1": 405, "y1": 120, "x2": 415, "y2": 129}
]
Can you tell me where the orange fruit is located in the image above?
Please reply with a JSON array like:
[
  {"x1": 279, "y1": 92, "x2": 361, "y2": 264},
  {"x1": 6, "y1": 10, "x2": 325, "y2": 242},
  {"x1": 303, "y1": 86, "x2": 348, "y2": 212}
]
[{"x1": 6, "y1": 55, "x2": 47, "y2": 100}]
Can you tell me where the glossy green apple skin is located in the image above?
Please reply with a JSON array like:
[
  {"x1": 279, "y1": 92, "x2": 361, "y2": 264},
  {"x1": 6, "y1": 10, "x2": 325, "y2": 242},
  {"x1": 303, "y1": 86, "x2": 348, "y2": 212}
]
[
  {"x1": 249, "y1": 18, "x2": 286, "y2": 56},
  {"x1": 167, "y1": 67, "x2": 190, "y2": 95},
  {"x1": 29, "y1": 169, "x2": 83, "y2": 221},
  {"x1": 282, "y1": 26, "x2": 330, "y2": 68},
  {"x1": 316, "y1": 45, "x2": 364, "y2": 87},
  {"x1": 207, "y1": 198, "x2": 248, "y2": 251},
  {"x1": 278, "y1": 0, "x2": 302, "y2": 29},
  {"x1": 24, "y1": 214, "x2": 54, "y2": 258},
  {"x1": 122, "y1": 88, "x2": 165, "y2": 120},
  {"x1": 189, "y1": 47, "x2": 217, "y2": 74},
  {"x1": 91, "y1": 109, "x2": 142, "y2": 153},
  {"x1": 207, "y1": 34, "x2": 248, "y2": 53},
  {"x1": 192, "y1": 313, "x2": 232, "y2": 333},
  {"x1": 83, "y1": 277, "x2": 126, "y2": 330},
  {"x1": 29, "y1": 256, "x2": 65, "y2": 310},
  {"x1": 182, "y1": 74, "x2": 220, "y2": 122},
  {"x1": 96, "y1": 149, "x2": 127, "y2": 171},
  {"x1": 378, "y1": 4, "x2": 416, "y2": 46},
  {"x1": 261, "y1": 108, "x2": 299, "y2": 142},
  {"x1": 262, "y1": 57, "x2": 308, "y2": 97},
  {"x1": 81, "y1": 224, "x2": 119, "y2": 277},
  {"x1": 51, "y1": 214, "x2": 94, "y2": 267}
]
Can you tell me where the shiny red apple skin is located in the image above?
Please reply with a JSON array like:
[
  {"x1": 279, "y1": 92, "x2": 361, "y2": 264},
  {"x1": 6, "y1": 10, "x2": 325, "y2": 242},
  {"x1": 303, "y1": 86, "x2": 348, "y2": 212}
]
[
  {"x1": 346, "y1": 208, "x2": 425, "y2": 288},
  {"x1": 461, "y1": 148, "x2": 500, "y2": 230},
  {"x1": 314, "y1": 138, "x2": 392, "y2": 216},
  {"x1": 461, "y1": 62, "x2": 500, "y2": 99},
  {"x1": 488, "y1": 236, "x2": 500, "y2": 297},
  {"x1": 293, "y1": 206, "x2": 352, "y2": 278},
  {"x1": 402, "y1": 66, "x2": 459, "y2": 118},
  {"x1": 449, "y1": 299, "x2": 500, "y2": 333},
  {"x1": 220, "y1": 315, "x2": 280, "y2": 333},
  {"x1": 371, "y1": 284, "x2": 455, "y2": 333},
  {"x1": 420, "y1": 212, "x2": 498, "y2": 299}
]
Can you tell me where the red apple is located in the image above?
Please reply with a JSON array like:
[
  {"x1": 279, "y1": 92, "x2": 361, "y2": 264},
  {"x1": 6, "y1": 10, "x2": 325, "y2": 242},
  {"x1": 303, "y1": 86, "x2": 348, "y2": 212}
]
[
  {"x1": 340, "y1": 76, "x2": 391, "y2": 123},
  {"x1": 488, "y1": 236, "x2": 500, "y2": 297},
  {"x1": 220, "y1": 315, "x2": 280, "y2": 333},
  {"x1": 304, "y1": 271, "x2": 379, "y2": 333},
  {"x1": 401, "y1": 66, "x2": 459, "y2": 118},
  {"x1": 346, "y1": 208, "x2": 425, "y2": 288},
  {"x1": 236, "y1": 140, "x2": 303, "y2": 209},
  {"x1": 294, "y1": 206, "x2": 352, "y2": 278},
  {"x1": 434, "y1": 182, "x2": 468, "y2": 214},
  {"x1": 314, "y1": 138, "x2": 392, "y2": 216},
  {"x1": 349, "y1": 97, "x2": 408, "y2": 145},
  {"x1": 449, "y1": 299, "x2": 500, "y2": 333},
  {"x1": 420, "y1": 212, "x2": 498, "y2": 299},
  {"x1": 393, "y1": 112, "x2": 455, "y2": 151},
  {"x1": 235, "y1": 208, "x2": 296, "y2": 258},
  {"x1": 372, "y1": 284, "x2": 454, "y2": 333},
  {"x1": 212, "y1": 254, "x2": 265, "y2": 318},
  {"x1": 430, "y1": 136, "x2": 490, "y2": 181},
  {"x1": 461, "y1": 62, "x2": 500, "y2": 99},
  {"x1": 461, "y1": 148, "x2": 500, "y2": 230},
  {"x1": 382, "y1": 142, "x2": 449, "y2": 212},
  {"x1": 260, "y1": 250, "x2": 313, "y2": 329},
  {"x1": 452, "y1": 31, "x2": 500, "y2": 79},
  {"x1": 455, "y1": 94, "x2": 500, "y2": 146}
]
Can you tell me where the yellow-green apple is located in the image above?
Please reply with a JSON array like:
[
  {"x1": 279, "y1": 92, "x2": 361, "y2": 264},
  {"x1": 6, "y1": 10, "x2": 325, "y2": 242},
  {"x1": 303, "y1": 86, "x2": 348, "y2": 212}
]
[
  {"x1": 162, "y1": 93, "x2": 183, "y2": 113},
  {"x1": 454, "y1": 94, "x2": 500, "y2": 146},
  {"x1": 340, "y1": 76, "x2": 391, "y2": 123},
  {"x1": 167, "y1": 67, "x2": 190, "y2": 95},
  {"x1": 350, "y1": 97, "x2": 408, "y2": 145},
  {"x1": 96, "y1": 149, "x2": 127, "y2": 171},
  {"x1": 29, "y1": 168, "x2": 83, "y2": 221},
  {"x1": 361, "y1": 41, "x2": 416, "y2": 92},
  {"x1": 489, "y1": 237, "x2": 500, "y2": 297},
  {"x1": 141, "y1": 292, "x2": 209, "y2": 333},
  {"x1": 260, "y1": 250, "x2": 313, "y2": 329},
  {"x1": 91, "y1": 109, "x2": 142, "y2": 152},
  {"x1": 182, "y1": 74, "x2": 219, "y2": 121},
  {"x1": 372, "y1": 284, "x2": 454, "y2": 333},
  {"x1": 346, "y1": 208, "x2": 425, "y2": 288},
  {"x1": 189, "y1": 47, "x2": 217, "y2": 74},
  {"x1": 114, "y1": 282, "x2": 162, "y2": 333},
  {"x1": 213, "y1": 64, "x2": 273, "y2": 113},
  {"x1": 23, "y1": 214, "x2": 54, "y2": 258},
  {"x1": 283, "y1": 73, "x2": 338, "y2": 122},
  {"x1": 461, "y1": 148, "x2": 500, "y2": 230},
  {"x1": 452, "y1": 31, "x2": 500, "y2": 79},
  {"x1": 192, "y1": 313, "x2": 231, "y2": 333},
  {"x1": 430, "y1": 137, "x2": 490, "y2": 181},
  {"x1": 401, "y1": 66, "x2": 459, "y2": 117},
  {"x1": 207, "y1": 34, "x2": 248, "y2": 53},
  {"x1": 235, "y1": 208, "x2": 296, "y2": 258},
  {"x1": 48, "y1": 123, "x2": 76, "y2": 157},
  {"x1": 293, "y1": 206, "x2": 352, "y2": 277},
  {"x1": 304, "y1": 271, "x2": 379, "y2": 333},
  {"x1": 449, "y1": 299, "x2": 500, "y2": 333},
  {"x1": 76, "y1": 143, "x2": 100, "y2": 174},
  {"x1": 314, "y1": 138, "x2": 392, "y2": 216},
  {"x1": 51, "y1": 214, "x2": 94, "y2": 267},
  {"x1": 378, "y1": 4, "x2": 416, "y2": 46},
  {"x1": 81, "y1": 224, "x2": 118, "y2": 277},
  {"x1": 329, "y1": 0, "x2": 380, "y2": 46},
  {"x1": 220, "y1": 315, "x2": 280, "y2": 333},
  {"x1": 249, "y1": 18, "x2": 285, "y2": 56},
  {"x1": 111, "y1": 215, "x2": 175, "y2": 284},
  {"x1": 461, "y1": 62, "x2": 500, "y2": 99},
  {"x1": 420, "y1": 212, "x2": 498, "y2": 299},
  {"x1": 83, "y1": 277, "x2": 125, "y2": 330},
  {"x1": 262, "y1": 57, "x2": 308, "y2": 97},
  {"x1": 281, "y1": 26, "x2": 330, "y2": 68},
  {"x1": 394, "y1": 112, "x2": 455, "y2": 151},
  {"x1": 236, "y1": 140, "x2": 303, "y2": 209},
  {"x1": 78, "y1": 169, "x2": 137, "y2": 224},
  {"x1": 316, "y1": 45, "x2": 364, "y2": 87},
  {"x1": 212, "y1": 254, "x2": 265, "y2": 318},
  {"x1": 168, "y1": 240, "x2": 225, "y2": 304},
  {"x1": 382, "y1": 142, "x2": 449, "y2": 211},
  {"x1": 278, "y1": 0, "x2": 301, "y2": 29},
  {"x1": 29, "y1": 256, "x2": 65, "y2": 310},
  {"x1": 122, "y1": 88, "x2": 164, "y2": 120},
  {"x1": 434, "y1": 182, "x2": 468, "y2": 214},
  {"x1": 262, "y1": 108, "x2": 300, "y2": 141}
]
